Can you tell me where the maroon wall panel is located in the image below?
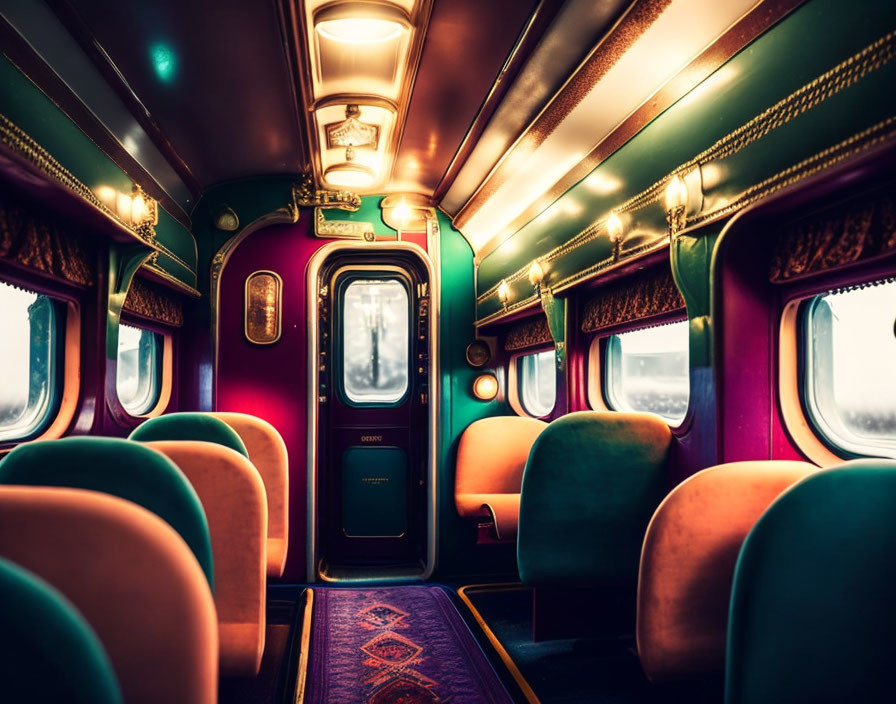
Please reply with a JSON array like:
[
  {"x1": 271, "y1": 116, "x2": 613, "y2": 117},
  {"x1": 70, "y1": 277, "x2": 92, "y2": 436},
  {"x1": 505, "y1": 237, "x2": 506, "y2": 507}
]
[{"x1": 216, "y1": 216, "x2": 325, "y2": 582}]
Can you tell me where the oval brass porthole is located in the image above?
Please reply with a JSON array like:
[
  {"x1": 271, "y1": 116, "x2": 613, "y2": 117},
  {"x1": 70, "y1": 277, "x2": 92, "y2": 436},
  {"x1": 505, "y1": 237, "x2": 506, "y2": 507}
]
[{"x1": 244, "y1": 270, "x2": 282, "y2": 345}]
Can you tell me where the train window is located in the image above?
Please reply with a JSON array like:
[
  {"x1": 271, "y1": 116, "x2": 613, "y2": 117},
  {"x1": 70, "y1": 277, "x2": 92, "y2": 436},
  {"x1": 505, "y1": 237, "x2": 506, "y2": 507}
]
[
  {"x1": 117, "y1": 324, "x2": 162, "y2": 415},
  {"x1": 604, "y1": 320, "x2": 689, "y2": 425},
  {"x1": 341, "y1": 278, "x2": 409, "y2": 405},
  {"x1": 0, "y1": 281, "x2": 60, "y2": 442},
  {"x1": 802, "y1": 282, "x2": 896, "y2": 458},
  {"x1": 518, "y1": 349, "x2": 556, "y2": 418}
]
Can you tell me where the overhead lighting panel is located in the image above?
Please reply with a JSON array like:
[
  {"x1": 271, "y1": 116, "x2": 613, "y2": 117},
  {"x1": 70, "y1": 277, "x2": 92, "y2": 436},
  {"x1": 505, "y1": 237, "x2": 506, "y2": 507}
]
[{"x1": 289, "y1": 0, "x2": 431, "y2": 193}]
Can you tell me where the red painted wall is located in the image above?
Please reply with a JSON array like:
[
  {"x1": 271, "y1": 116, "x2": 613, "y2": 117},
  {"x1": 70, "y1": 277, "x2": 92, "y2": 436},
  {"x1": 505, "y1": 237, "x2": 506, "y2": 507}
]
[{"x1": 216, "y1": 216, "x2": 326, "y2": 582}]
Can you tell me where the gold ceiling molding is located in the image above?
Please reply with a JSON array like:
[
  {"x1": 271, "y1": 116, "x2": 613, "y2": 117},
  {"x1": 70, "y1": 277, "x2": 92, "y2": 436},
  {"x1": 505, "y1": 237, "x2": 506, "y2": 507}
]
[
  {"x1": 476, "y1": 28, "x2": 896, "y2": 308},
  {"x1": 457, "y1": 0, "x2": 814, "y2": 257},
  {"x1": 295, "y1": 174, "x2": 362, "y2": 211},
  {"x1": 454, "y1": 0, "x2": 673, "y2": 233}
]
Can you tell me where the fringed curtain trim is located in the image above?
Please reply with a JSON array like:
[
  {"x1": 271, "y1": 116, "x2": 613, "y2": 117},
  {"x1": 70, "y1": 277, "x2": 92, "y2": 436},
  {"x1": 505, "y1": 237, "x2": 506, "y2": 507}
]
[
  {"x1": 124, "y1": 276, "x2": 184, "y2": 327},
  {"x1": 0, "y1": 197, "x2": 94, "y2": 286},
  {"x1": 504, "y1": 315, "x2": 552, "y2": 352},
  {"x1": 769, "y1": 190, "x2": 896, "y2": 282},
  {"x1": 581, "y1": 267, "x2": 684, "y2": 333}
]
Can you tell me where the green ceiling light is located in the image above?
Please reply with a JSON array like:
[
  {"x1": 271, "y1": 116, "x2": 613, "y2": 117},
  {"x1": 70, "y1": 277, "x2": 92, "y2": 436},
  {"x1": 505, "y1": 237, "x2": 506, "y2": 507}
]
[{"x1": 150, "y1": 43, "x2": 177, "y2": 83}]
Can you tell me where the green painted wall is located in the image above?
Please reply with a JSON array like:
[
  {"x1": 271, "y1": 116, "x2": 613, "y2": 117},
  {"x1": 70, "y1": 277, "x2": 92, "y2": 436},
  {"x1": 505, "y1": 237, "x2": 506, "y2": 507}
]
[
  {"x1": 436, "y1": 209, "x2": 512, "y2": 576},
  {"x1": 477, "y1": 0, "x2": 896, "y2": 323},
  {"x1": 0, "y1": 54, "x2": 197, "y2": 289}
]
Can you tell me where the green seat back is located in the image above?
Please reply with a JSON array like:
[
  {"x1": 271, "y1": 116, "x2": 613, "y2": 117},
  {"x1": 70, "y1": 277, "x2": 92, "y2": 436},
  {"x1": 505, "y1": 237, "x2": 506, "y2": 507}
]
[
  {"x1": 0, "y1": 556, "x2": 122, "y2": 704},
  {"x1": 0, "y1": 437, "x2": 214, "y2": 589},
  {"x1": 130, "y1": 412, "x2": 249, "y2": 458},
  {"x1": 517, "y1": 411, "x2": 671, "y2": 586},
  {"x1": 726, "y1": 461, "x2": 896, "y2": 704}
]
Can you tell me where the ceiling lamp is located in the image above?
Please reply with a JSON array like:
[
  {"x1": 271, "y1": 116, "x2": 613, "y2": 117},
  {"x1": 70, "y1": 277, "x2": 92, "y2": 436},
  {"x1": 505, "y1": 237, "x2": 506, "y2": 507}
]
[
  {"x1": 326, "y1": 104, "x2": 380, "y2": 162},
  {"x1": 314, "y1": 3, "x2": 409, "y2": 44},
  {"x1": 324, "y1": 163, "x2": 376, "y2": 189}
]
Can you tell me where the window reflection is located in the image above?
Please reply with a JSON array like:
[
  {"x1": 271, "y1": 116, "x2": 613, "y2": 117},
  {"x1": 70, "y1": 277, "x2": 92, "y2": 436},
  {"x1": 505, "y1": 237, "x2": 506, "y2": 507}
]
[
  {"x1": 804, "y1": 282, "x2": 896, "y2": 457},
  {"x1": 341, "y1": 279, "x2": 409, "y2": 404},
  {"x1": 519, "y1": 349, "x2": 555, "y2": 417},
  {"x1": 605, "y1": 321, "x2": 689, "y2": 425},
  {"x1": 117, "y1": 324, "x2": 161, "y2": 415},
  {"x1": 0, "y1": 281, "x2": 57, "y2": 441}
]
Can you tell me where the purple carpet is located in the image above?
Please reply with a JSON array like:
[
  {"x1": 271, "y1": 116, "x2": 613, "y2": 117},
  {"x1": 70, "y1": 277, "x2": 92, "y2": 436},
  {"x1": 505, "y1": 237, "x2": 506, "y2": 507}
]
[{"x1": 304, "y1": 586, "x2": 513, "y2": 704}]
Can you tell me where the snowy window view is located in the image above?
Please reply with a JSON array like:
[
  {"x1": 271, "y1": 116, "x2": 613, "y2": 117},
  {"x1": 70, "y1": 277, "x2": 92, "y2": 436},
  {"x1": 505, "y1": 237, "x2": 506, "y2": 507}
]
[
  {"x1": 804, "y1": 282, "x2": 896, "y2": 457},
  {"x1": 519, "y1": 349, "x2": 555, "y2": 418},
  {"x1": 605, "y1": 320, "x2": 690, "y2": 425},
  {"x1": 117, "y1": 324, "x2": 161, "y2": 415},
  {"x1": 0, "y1": 282, "x2": 56, "y2": 441},
  {"x1": 341, "y1": 279, "x2": 409, "y2": 404}
]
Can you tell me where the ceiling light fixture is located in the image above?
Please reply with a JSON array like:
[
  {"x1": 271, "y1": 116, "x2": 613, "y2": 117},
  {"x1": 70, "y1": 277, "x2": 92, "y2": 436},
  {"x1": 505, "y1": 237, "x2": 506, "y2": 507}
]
[
  {"x1": 324, "y1": 163, "x2": 376, "y2": 189},
  {"x1": 314, "y1": 4, "x2": 409, "y2": 45}
]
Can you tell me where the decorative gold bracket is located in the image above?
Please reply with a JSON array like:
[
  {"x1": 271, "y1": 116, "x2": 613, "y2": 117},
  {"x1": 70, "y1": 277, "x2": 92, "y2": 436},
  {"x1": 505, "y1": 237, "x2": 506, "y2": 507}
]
[{"x1": 295, "y1": 174, "x2": 361, "y2": 212}]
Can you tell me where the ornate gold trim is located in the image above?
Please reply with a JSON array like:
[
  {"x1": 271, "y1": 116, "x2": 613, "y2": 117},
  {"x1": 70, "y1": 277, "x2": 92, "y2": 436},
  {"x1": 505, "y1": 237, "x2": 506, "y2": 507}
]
[
  {"x1": 313, "y1": 208, "x2": 375, "y2": 240},
  {"x1": 0, "y1": 112, "x2": 160, "y2": 249},
  {"x1": 476, "y1": 29, "x2": 896, "y2": 309},
  {"x1": 295, "y1": 174, "x2": 362, "y2": 211}
]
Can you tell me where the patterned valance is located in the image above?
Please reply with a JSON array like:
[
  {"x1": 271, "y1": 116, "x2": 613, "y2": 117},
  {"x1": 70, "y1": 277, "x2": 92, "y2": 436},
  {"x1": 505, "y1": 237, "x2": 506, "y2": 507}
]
[
  {"x1": 504, "y1": 315, "x2": 552, "y2": 352},
  {"x1": 0, "y1": 196, "x2": 94, "y2": 286},
  {"x1": 581, "y1": 266, "x2": 685, "y2": 333},
  {"x1": 769, "y1": 190, "x2": 896, "y2": 282},
  {"x1": 123, "y1": 276, "x2": 184, "y2": 327}
]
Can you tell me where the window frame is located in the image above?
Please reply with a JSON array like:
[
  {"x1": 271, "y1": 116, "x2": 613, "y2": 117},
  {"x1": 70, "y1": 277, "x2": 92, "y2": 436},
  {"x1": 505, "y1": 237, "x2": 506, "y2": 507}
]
[
  {"x1": 597, "y1": 318, "x2": 691, "y2": 428},
  {"x1": 797, "y1": 283, "x2": 896, "y2": 460},
  {"x1": 510, "y1": 347, "x2": 557, "y2": 419},
  {"x1": 333, "y1": 269, "x2": 413, "y2": 409}
]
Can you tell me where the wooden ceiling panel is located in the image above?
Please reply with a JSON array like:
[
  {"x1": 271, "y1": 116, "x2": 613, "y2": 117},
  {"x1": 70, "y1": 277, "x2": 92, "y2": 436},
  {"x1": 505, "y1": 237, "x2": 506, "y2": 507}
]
[
  {"x1": 57, "y1": 0, "x2": 308, "y2": 188},
  {"x1": 389, "y1": 0, "x2": 539, "y2": 196}
]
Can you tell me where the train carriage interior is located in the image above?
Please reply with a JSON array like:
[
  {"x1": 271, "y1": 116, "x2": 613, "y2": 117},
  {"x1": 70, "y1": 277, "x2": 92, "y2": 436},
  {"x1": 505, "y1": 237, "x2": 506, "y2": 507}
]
[{"x1": 2, "y1": 0, "x2": 896, "y2": 701}]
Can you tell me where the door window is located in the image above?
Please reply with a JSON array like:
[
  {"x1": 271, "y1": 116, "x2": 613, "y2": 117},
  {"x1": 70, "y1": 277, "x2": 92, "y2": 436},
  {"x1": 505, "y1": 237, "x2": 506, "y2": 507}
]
[{"x1": 340, "y1": 278, "x2": 409, "y2": 405}]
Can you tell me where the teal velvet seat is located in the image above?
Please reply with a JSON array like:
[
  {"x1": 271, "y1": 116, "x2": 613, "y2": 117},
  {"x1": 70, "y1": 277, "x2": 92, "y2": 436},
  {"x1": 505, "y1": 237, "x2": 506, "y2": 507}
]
[
  {"x1": 130, "y1": 412, "x2": 249, "y2": 458},
  {"x1": 517, "y1": 411, "x2": 671, "y2": 587},
  {"x1": 0, "y1": 556, "x2": 122, "y2": 704},
  {"x1": 726, "y1": 460, "x2": 896, "y2": 704},
  {"x1": 0, "y1": 437, "x2": 214, "y2": 589}
]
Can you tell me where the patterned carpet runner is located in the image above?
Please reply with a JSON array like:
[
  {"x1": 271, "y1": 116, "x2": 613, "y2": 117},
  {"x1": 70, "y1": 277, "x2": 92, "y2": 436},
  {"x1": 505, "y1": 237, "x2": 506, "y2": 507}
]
[{"x1": 303, "y1": 586, "x2": 512, "y2": 704}]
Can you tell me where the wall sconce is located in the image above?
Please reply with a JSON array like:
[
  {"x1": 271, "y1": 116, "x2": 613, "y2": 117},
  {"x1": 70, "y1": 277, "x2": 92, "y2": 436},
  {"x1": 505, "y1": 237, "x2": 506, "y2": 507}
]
[
  {"x1": 528, "y1": 260, "x2": 545, "y2": 295},
  {"x1": 665, "y1": 174, "x2": 688, "y2": 235},
  {"x1": 94, "y1": 184, "x2": 159, "y2": 242},
  {"x1": 380, "y1": 193, "x2": 432, "y2": 232},
  {"x1": 607, "y1": 210, "x2": 623, "y2": 260},
  {"x1": 244, "y1": 270, "x2": 282, "y2": 345},
  {"x1": 497, "y1": 279, "x2": 511, "y2": 311},
  {"x1": 472, "y1": 373, "x2": 499, "y2": 401}
]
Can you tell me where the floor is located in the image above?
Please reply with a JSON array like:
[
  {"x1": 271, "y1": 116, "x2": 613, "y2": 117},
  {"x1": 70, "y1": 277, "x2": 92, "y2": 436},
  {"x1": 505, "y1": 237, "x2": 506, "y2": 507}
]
[{"x1": 455, "y1": 585, "x2": 723, "y2": 704}]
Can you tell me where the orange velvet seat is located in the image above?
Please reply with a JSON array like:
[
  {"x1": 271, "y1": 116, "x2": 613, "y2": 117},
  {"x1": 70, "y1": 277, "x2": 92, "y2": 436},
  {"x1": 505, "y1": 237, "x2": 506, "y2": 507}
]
[
  {"x1": 455, "y1": 416, "x2": 547, "y2": 540},
  {"x1": 144, "y1": 440, "x2": 267, "y2": 677},
  {"x1": 0, "y1": 486, "x2": 217, "y2": 704},
  {"x1": 636, "y1": 460, "x2": 817, "y2": 682},
  {"x1": 210, "y1": 412, "x2": 289, "y2": 578}
]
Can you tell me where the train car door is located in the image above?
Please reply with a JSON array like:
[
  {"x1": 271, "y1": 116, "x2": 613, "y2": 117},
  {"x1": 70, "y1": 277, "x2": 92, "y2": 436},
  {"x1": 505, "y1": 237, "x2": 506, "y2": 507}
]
[{"x1": 308, "y1": 244, "x2": 435, "y2": 581}]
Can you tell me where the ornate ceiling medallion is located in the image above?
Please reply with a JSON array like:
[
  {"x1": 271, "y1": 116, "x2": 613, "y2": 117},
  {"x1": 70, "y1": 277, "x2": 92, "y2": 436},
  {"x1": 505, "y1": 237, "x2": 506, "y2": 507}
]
[{"x1": 325, "y1": 104, "x2": 380, "y2": 162}]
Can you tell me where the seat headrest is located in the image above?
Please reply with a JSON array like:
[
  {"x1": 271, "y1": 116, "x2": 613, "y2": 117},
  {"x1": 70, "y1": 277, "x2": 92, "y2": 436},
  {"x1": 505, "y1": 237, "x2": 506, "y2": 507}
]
[
  {"x1": 0, "y1": 437, "x2": 214, "y2": 589},
  {"x1": 0, "y1": 556, "x2": 122, "y2": 703},
  {"x1": 130, "y1": 413, "x2": 249, "y2": 458}
]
